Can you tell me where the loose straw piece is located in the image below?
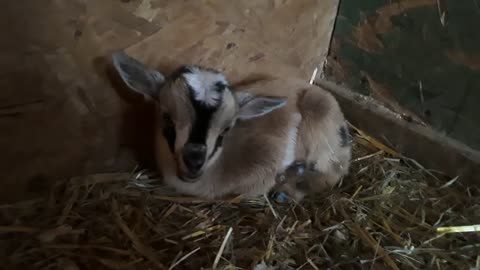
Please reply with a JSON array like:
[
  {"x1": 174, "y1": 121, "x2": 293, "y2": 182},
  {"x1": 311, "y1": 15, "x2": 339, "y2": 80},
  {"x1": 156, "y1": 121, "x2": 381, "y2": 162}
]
[
  {"x1": 2, "y1": 128, "x2": 479, "y2": 269},
  {"x1": 169, "y1": 247, "x2": 201, "y2": 270},
  {"x1": 212, "y1": 227, "x2": 233, "y2": 270},
  {"x1": 436, "y1": 225, "x2": 480, "y2": 234},
  {"x1": 263, "y1": 194, "x2": 279, "y2": 220},
  {"x1": 309, "y1": 67, "x2": 318, "y2": 84},
  {"x1": 112, "y1": 199, "x2": 167, "y2": 270},
  {"x1": 351, "y1": 224, "x2": 400, "y2": 270},
  {"x1": 306, "y1": 257, "x2": 320, "y2": 270}
]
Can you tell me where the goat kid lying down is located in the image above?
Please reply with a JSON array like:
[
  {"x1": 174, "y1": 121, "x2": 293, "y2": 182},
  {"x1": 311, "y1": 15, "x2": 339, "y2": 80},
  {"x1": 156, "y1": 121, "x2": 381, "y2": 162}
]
[{"x1": 112, "y1": 51, "x2": 352, "y2": 202}]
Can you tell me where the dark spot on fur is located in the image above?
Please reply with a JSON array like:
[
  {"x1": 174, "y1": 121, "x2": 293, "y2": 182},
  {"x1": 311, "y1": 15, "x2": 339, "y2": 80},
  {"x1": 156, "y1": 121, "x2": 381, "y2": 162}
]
[
  {"x1": 226, "y1": 42, "x2": 236, "y2": 49},
  {"x1": 271, "y1": 191, "x2": 290, "y2": 204},
  {"x1": 339, "y1": 125, "x2": 352, "y2": 147}
]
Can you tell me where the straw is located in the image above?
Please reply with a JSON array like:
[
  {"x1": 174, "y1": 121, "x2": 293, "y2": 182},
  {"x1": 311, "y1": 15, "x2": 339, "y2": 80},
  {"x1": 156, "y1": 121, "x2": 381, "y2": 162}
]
[{"x1": 1, "y1": 126, "x2": 478, "y2": 269}]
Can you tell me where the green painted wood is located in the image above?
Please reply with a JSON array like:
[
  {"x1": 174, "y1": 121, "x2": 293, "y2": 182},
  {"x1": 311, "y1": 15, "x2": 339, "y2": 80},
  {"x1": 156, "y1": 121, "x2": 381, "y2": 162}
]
[{"x1": 326, "y1": 0, "x2": 480, "y2": 151}]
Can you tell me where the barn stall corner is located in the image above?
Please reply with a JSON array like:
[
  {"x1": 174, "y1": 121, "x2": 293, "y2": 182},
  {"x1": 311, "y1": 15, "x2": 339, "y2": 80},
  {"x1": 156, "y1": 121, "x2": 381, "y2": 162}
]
[{"x1": 1, "y1": 1, "x2": 479, "y2": 269}]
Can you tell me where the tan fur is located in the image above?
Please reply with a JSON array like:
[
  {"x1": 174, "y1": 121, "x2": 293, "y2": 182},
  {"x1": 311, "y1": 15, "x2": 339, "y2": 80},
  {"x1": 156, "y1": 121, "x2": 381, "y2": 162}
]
[
  {"x1": 112, "y1": 51, "x2": 351, "y2": 201},
  {"x1": 156, "y1": 77, "x2": 351, "y2": 200}
]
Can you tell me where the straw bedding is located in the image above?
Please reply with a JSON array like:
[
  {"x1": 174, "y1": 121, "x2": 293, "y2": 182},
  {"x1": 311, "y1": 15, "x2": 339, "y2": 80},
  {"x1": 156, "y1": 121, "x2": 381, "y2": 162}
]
[{"x1": 1, "y1": 126, "x2": 479, "y2": 270}]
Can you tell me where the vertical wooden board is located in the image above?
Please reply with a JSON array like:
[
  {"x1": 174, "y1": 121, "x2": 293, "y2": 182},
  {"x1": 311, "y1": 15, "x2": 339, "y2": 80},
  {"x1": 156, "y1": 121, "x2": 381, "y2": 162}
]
[
  {"x1": 0, "y1": 0, "x2": 339, "y2": 203},
  {"x1": 320, "y1": 0, "x2": 480, "y2": 152}
]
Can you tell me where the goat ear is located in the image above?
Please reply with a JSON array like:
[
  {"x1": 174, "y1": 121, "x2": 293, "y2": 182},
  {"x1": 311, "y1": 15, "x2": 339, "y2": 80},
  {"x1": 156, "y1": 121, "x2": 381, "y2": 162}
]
[
  {"x1": 235, "y1": 91, "x2": 287, "y2": 120},
  {"x1": 112, "y1": 51, "x2": 165, "y2": 100}
]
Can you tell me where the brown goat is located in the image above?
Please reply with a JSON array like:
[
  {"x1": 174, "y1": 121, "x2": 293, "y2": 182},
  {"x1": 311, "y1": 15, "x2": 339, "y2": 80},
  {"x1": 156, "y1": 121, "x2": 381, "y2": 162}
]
[{"x1": 112, "y1": 51, "x2": 352, "y2": 202}]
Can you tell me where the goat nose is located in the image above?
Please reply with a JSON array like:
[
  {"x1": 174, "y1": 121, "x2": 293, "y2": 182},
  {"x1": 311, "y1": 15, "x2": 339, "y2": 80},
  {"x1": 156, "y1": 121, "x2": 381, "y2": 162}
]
[{"x1": 182, "y1": 144, "x2": 206, "y2": 172}]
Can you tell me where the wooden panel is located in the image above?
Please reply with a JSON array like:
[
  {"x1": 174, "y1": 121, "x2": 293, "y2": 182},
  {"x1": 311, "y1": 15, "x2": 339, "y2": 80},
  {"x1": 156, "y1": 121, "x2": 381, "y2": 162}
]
[
  {"x1": 322, "y1": 0, "x2": 480, "y2": 152},
  {"x1": 0, "y1": 0, "x2": 339, "y2": 202},
  {"x1": 316, "y1": 79, "x2": 480, "y2": 185}
]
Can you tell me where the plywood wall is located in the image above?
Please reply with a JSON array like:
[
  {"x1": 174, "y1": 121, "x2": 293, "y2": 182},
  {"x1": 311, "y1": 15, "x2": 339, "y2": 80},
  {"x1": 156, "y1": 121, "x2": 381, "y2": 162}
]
[{"x1": 0, "y1": 0, "x2": 339, "y2": 202}]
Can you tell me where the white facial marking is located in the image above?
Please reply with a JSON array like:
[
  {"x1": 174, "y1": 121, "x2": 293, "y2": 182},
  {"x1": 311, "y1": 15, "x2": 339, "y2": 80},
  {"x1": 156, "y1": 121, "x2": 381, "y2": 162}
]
[{"x1": 183, "y1": 67, "x2": 227, "y2": 107}]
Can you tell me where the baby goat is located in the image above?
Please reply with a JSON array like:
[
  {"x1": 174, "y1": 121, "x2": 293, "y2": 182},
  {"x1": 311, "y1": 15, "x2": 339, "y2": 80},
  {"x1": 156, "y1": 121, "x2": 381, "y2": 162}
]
[{"x1": 112, "y1": 51, "x2": 352, "y2": 202}]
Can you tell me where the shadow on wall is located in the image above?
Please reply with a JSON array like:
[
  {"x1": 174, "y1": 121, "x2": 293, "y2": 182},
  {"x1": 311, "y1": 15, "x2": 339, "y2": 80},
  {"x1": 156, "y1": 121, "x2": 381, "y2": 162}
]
[{"x1": 99, "y1": 56, "x2": 157, "y2": 171}]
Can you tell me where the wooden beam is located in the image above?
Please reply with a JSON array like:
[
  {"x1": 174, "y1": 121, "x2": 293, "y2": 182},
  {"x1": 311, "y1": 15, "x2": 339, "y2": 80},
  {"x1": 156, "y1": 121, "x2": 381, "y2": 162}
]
[{"x1": 315, "y1": 79, "x2": 480, "y2": 185}]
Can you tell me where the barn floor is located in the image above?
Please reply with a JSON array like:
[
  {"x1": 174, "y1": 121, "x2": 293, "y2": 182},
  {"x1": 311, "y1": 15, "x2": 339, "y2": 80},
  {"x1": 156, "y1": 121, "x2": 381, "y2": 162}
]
[
  {"x1": 2, "y1": 1, "x2": 479, "y2": 269},
  {"x1": 2, "y1": 127, "x2": 479, "y2": 270}
]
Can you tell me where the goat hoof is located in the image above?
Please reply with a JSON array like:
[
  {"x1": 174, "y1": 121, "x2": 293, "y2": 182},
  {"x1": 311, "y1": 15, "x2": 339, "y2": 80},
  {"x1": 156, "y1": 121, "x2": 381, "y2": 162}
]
[
  {"x1": 271, "y1": 191, "x2": 290, "y2": 204},
  {"x1": 287, "y1": 161, "x2": 306, "y2": 176}
]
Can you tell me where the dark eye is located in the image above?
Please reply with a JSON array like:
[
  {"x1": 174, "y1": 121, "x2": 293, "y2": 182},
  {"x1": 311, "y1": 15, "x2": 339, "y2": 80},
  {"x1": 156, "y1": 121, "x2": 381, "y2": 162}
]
[
  {"x1": 220, "y1": 126, "x2": 231, "y2": 136},
  {"x1": 214, "y1": 127, "x2": 231, "y2": 150}
]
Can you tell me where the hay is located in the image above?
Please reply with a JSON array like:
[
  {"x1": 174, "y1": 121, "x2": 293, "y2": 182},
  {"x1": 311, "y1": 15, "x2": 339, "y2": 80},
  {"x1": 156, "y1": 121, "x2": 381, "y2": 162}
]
[{"x1": 1, "y1": 127, "x2": 479, "y2": 270}]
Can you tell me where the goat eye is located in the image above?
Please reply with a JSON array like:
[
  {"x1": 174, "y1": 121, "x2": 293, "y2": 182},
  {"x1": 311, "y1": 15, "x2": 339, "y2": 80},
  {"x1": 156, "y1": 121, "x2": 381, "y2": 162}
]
[
  {"x1": 215, "y1": 134, "x2": 225, "y2": 149},
  {"x1": 213, "y1": 127, "x2": 231, "y2": 150},
  {"x1": 221, "y1": 126, "x2": 231, "y2": 135},
  {"x1": 214, "y1": 127, "x2": 230, "y2": 147}
]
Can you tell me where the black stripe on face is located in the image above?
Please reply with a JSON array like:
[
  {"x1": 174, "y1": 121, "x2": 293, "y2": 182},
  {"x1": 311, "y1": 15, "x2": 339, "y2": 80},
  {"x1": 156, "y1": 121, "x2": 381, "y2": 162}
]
[
  {"x1": 185, "y1": 83, "x2": 222, "y2": 146},
  {"x1": 168, "y1": 65, "x2": 227, "y2": 154},
  {"x1": 188, "y1": 99, "x2": 216, "y2": 144},
  {"x1": 339, "y1": 125, "x2": 352, "y2": 147}
]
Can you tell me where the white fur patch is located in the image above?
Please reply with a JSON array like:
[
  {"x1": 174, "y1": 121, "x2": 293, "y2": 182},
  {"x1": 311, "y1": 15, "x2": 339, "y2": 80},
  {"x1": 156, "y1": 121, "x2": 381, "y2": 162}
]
[
  {"x1": 282, "y1": 113, "x2": 301, "y2": 168},
  {"x1": 183, "y1": 67, "x2": 227, "y2": 107},
  {"x1": 282, "y1": 126, "x2": 298, "y2": 168}
]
